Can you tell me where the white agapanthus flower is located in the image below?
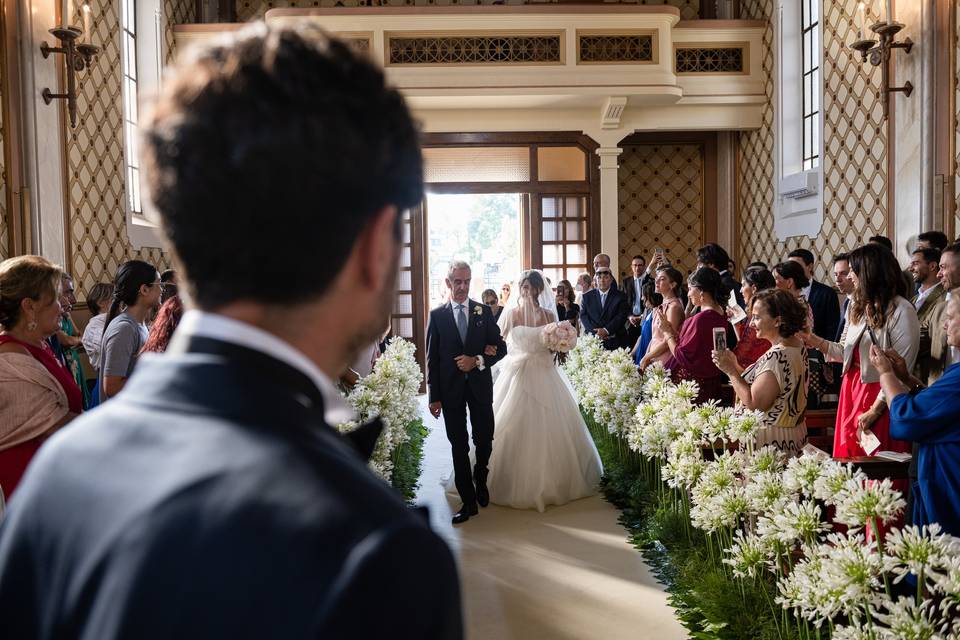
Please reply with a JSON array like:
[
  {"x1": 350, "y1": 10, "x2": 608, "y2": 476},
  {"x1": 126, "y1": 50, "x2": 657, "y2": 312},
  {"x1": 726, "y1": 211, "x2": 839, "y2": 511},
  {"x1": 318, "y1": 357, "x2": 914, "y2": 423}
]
[
  {"x1": 884, "y1": 524, "x2": 955, "y2": 585},
  {"x1": 816, "y1": 532, "x2": 892, "y2": 621},
  {"x1": 766, "y1": 499, "x2": 830, "y2": 548},
  {"x1": 744, "y1": 445, "x2": 787, "y2": 476},
  {"x1": 726, "y1": 408, "x2": 766, "y2": 446},
  {"x1": 834, "y1": 477, "x2": 906, "y2": 531},
  {"x1": 813, "y1": 459, "x2": 867, "y2": 506},
  {"x1": 830, "y1": 623, "x2": 875, "y2": 640},
  {"x1": 744, "y1": 471, "x2": 791, "y2": 515},
  {"x1": 338, "y1": 337, "x2": 423, "y2": 481},
  {"x1": 782, "y1": 452, "x2": 830, "y2": 497},
  {"x1": 723, "y1": 530, "x2": 774, "y2": 579},
  {"x1": 873, "y1": 596, "x2": 941, "y2": 640}
]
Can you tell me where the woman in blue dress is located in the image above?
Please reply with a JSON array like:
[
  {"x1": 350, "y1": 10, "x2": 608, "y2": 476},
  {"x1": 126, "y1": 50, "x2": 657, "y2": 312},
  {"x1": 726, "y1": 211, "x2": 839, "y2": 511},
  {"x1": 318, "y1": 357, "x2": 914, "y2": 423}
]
[
  {"x1": 632, "y1": 279, "x2": 662, "y2": 366},
  {"x1": 871, "y1": 294, "x2": 960, "y2": 536}
]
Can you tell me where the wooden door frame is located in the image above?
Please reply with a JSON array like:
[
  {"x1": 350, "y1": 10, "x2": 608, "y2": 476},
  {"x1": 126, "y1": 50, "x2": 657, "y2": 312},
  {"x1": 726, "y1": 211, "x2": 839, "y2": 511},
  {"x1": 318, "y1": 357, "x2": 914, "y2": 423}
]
[
  {"x1": 1, "y1": 0, "x2": 28, "y2": 257},
  {"x1": 415, "y1": 131, "x2": 601, "y2": 381}
]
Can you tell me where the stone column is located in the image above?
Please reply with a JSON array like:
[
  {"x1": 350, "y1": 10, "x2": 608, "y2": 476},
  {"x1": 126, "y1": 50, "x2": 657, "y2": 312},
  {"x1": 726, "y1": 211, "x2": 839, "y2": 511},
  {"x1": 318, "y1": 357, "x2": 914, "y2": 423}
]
[{"x1": 596, "y1": 147, "x2": 623, "y2": 277}]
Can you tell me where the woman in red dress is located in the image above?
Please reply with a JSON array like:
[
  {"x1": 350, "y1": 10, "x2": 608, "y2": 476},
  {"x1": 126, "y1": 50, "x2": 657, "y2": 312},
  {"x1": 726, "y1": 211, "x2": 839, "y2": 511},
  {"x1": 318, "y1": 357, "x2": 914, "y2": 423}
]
[
  {"x1": 0, "y1": 256, "x2": 83, "y2": 499},
  {"x1": 733, "y1": 267, "x2": 775, "y2": 368},
  {"x1": 661, "y1": 267, "x2": 738, "y2": 404},
  {"x1": 803, "y1": 244, "x2": 919, "y2": 458}
]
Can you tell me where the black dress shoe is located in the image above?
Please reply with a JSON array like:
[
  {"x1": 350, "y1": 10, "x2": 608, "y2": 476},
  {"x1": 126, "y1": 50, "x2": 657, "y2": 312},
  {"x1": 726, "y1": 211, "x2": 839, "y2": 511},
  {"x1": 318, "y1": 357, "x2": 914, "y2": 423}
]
[
  {"x1": 452, "y1": 503, "x2": 479, "y2": 524},
  {"x1": 476, "y1": 484, "x2": 490, "y2": 508}
]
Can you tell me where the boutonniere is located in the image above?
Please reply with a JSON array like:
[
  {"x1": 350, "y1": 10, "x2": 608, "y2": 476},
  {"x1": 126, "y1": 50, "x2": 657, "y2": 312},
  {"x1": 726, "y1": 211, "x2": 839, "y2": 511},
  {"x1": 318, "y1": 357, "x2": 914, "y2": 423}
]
[{"x1": 473, "y1": 306, "x2": 483, "y2": 316}]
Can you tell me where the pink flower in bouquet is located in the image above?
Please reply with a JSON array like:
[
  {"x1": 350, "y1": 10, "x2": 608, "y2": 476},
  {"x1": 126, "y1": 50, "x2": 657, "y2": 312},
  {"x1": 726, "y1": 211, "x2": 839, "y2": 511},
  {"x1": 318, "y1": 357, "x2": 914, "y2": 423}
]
[{"x1": 544, "y1": 322, "x2": 558, "y2": 336}]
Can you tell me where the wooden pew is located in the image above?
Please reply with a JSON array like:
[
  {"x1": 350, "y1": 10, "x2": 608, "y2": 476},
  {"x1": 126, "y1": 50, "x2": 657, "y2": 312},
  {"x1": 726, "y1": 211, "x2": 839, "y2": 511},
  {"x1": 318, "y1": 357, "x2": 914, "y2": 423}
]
[{"x1": 833, "y1": 456, "x2": 911, "y2": 480}]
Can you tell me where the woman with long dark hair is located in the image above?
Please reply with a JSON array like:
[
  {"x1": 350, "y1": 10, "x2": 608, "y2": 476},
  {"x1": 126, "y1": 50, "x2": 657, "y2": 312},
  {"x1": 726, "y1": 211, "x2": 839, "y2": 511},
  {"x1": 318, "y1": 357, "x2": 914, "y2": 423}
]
[
  {"x1": 733, "y1": 267, "x2": 776, "y2": 368},
  {"x1": 141, "y1": 295, "x2": 184, "y2": 354},
  {"x1": 803, "y1": 243, "x2": 919, "y2": 457},
  {"x1": 659, "y1": 267, "x2": 738, "y2": 404},
  {"x1": 638, "y1": 266, "x2": 685, "y2": 370},
  {"x1": 99, "y1": 260, "x2": 162, "y2": 401},
  {"x1": 554, "y1": 279, "x2": 580, "y2": 327}
]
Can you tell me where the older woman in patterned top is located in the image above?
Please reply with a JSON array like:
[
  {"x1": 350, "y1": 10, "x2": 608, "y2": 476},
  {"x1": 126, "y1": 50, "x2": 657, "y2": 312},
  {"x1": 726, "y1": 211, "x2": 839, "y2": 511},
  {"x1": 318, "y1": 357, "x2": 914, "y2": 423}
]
[{"x1": 713, "y1": 288, "x2": 810, "y2": 454}]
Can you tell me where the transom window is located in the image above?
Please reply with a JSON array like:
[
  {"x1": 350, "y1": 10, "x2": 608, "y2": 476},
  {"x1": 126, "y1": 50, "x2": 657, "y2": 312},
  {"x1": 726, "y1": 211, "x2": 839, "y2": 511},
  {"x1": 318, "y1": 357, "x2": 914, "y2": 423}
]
[{"x1": 800, "y1": 0, "x2": 820, "y2": 171}]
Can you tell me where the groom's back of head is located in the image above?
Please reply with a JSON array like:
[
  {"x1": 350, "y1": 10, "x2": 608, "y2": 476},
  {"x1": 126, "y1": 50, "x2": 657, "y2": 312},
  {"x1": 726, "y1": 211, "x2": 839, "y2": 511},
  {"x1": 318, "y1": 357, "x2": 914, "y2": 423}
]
[{"x1": 143, "y1": 23, "x2": 424, "y2": 309}]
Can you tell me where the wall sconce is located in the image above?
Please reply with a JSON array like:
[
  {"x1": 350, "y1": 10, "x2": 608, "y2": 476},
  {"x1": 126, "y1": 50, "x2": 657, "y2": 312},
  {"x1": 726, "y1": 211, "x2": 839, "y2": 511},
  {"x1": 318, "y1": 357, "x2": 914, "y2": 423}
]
[
  {"x1": 40, "y1": 3, "x2": 99, "y2": 128},
  {"x1": 849, "y1": 1, "x2": 912, "y2": 120}
]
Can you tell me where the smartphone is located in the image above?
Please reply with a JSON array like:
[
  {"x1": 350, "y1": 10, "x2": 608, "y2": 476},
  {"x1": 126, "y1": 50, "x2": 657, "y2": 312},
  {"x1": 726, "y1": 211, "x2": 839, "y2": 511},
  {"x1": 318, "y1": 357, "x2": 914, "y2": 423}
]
[
  {"x1": 654, "y1": 247, "x2": 664, "y2": 255},
  {"x1": 865, "y1": 325, "x2": 879, "y2": 346},
  {"x1": 712, "y1": 326, "x2": 728, "y2": 351}
]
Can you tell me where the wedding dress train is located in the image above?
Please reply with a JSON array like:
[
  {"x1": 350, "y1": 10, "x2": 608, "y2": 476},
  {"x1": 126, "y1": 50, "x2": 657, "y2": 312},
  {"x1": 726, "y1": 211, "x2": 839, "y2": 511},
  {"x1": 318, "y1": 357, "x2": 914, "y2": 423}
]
[{"x1": 485, "y1": 322, "x2": 603, "y2": 512}]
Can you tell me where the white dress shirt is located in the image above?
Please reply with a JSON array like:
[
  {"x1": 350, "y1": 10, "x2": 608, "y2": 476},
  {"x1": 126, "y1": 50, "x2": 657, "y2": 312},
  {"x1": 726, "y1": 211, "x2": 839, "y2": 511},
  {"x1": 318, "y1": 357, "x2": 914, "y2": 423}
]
[
  {"x1": 914, "y1": 282, "x2": 938, "y2": 311},
  {"x1": 176, "y1": 310, "x2": 354, "y2": 425}
]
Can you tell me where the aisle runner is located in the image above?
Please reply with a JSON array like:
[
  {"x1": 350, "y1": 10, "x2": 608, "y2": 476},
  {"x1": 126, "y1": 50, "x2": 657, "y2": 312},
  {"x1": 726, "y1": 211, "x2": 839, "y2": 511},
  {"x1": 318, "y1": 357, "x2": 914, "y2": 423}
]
[{"x1": 414, "y1": 397, "x2": 688, "y2": 640}]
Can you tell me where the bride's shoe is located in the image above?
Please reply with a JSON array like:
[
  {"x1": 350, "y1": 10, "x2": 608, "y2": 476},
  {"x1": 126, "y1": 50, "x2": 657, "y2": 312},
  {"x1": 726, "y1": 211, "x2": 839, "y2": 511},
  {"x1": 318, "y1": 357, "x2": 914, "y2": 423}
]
[{"x1": 452, "y1": 503, "x2": 478, "y2": 524}]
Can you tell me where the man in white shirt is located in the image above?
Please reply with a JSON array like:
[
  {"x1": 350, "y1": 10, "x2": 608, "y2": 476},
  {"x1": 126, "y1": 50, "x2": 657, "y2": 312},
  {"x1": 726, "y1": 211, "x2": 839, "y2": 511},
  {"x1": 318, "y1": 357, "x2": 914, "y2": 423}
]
[{"x1": 832, "y1": 252, "x2": 855, "y2": 342}]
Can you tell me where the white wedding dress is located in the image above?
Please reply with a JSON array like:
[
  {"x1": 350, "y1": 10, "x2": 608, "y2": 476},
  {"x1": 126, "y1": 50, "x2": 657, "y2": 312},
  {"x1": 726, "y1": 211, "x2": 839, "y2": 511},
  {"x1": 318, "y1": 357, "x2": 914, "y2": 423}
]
[{"x1": 485, "y1": 306, "x2": 603, "y2": 512}]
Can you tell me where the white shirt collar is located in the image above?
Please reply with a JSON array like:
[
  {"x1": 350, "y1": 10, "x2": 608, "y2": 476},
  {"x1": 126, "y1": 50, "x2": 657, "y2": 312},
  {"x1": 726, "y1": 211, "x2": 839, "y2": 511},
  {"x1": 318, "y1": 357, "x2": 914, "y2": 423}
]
[
  {"x1": 800, "y1": 282, "x2": 812, "y2": 300},
  {"x1": 177, "y1": 310, "x2": 354, "y2": 425},
  {"x1": 915, "y1": 282, "x2": 939, "y2": 309}
]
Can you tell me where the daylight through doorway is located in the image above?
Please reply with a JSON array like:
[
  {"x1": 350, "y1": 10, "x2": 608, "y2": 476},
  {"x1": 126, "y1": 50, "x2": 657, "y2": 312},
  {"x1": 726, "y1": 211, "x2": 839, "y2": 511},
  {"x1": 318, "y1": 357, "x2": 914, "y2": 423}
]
[{"x1": 426, "y1": 193, "x2": 523, "y2": 309}]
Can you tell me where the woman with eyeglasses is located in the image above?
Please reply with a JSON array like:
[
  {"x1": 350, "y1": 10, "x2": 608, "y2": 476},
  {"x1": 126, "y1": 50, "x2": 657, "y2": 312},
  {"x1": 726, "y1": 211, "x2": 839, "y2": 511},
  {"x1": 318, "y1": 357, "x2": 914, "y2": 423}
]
[{"x1": 99, "y1": 260, "x2": 162, "y2": 401}]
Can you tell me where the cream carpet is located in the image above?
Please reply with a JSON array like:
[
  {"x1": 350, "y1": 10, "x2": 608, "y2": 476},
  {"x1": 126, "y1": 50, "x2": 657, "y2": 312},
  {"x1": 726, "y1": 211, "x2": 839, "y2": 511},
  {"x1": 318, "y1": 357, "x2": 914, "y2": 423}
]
[{"x1": 415, "y1": 398, "x2": 689, "y2": 640}]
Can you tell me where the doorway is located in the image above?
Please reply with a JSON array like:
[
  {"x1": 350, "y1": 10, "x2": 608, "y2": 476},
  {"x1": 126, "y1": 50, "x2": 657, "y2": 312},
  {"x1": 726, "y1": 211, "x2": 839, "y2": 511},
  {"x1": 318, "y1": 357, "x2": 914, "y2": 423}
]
[{"x1": 425, "y1": 192, "x2": 523, "y2": 309}]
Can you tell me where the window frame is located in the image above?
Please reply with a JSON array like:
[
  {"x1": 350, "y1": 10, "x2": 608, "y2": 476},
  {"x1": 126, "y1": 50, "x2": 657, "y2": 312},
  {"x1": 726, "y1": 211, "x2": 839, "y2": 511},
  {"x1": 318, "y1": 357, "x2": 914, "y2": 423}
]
[
  {"x1": 772, "y1": 0, "x2": 824, "y2": 239},
  {"x1": 121, "y1": 0, "x2": 166, "y2": 249}
]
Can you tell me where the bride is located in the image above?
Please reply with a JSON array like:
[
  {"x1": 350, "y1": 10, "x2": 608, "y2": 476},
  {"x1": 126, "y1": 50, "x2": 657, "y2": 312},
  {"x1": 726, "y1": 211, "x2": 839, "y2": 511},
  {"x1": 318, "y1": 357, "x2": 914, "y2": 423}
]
[{"x1": 486, "y1": 270, "x2": 603, "y2": 512}]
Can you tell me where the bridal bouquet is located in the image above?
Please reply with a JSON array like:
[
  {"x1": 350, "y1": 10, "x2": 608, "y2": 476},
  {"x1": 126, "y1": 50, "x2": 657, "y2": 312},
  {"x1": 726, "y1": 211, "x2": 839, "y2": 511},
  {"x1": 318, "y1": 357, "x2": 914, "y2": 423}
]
[{"x1": 541, "y1": 320, "x2": 578, "y2": 365}]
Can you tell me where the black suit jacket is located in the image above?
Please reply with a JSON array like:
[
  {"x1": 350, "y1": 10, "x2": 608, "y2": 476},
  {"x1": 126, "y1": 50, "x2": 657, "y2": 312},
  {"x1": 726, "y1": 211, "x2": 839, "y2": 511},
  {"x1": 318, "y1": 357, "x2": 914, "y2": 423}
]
[
  {"x1": 580, "y1": 288, "x2": 629, "y2": 349},
  {"x1": 622, "y1": 275, "x2": 647, "y2": 317},
  {"x1": 426, "y1": 300, "x2": 507, "y2": 404},
  {"x1": 807, "y1": 279, "x2": 841, "y2": 343},
  {"x1": 0, "y1": 336, "x2": 462, "y2": 640},
  {"x1": 720, "y1": 271, "x2": 745, "y2": 309}
]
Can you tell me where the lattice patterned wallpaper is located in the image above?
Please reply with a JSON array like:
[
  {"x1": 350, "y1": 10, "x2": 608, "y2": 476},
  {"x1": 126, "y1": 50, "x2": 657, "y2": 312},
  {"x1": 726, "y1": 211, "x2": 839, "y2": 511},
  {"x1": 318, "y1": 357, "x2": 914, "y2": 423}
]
[
  {"x1": 164, "y1": 0, "x2": 198, "y2": 66},
  {"x1": 66, "y1": 0, "x2": 172, "y2": 296},
  {"x1": 737, "y1": 0, "x2": 888, "y2": 283},
  {"x1": 237, "y1": 0, "x2": 700, "y2": 22},
  {"x1": 618, "y1": 144, "x2": 703, "y2": 279}
]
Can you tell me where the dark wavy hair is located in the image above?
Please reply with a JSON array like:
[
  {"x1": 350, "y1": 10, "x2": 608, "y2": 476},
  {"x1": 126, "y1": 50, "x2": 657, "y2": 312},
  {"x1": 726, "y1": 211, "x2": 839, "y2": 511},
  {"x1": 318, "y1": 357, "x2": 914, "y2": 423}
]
[
  {"x1": 141, "y1": 295, "x2": 184, "y2": 354},
  {"x1": 556, "y1": 279, "x2": 576, "y2": 305},
  {"x1": 641, "y1": 278, "x2": 662, "y2": 307},
  {"x1": 102, "y1": 260, "x2": 158, "y2": 338},
  {"x1": 656, "y1": 265, "x2": 685, "y2": 299},
  {"x1": 688, "y1": 267, "x2": 730, "y2": 307},
  {"x1": 519, "y1": 270, "x2": 546, "y2": 299},
  {"x1": 773, "y1": 260, "x2": 810, "y2": 290},
  {"x1": 751, "y1": 288, "x2": 808, "y2": 338},
  {"x1": 143, "y1": 24, "x2": 423, "y2": 309},
  {"x1": 743, "y1": 267, "x2": 776, "y2": 291},
  {"x1": 696, "y1": 243, "x2": 732, "y2": 271},
  {"x1": 848, "y1": 243, "x2": 907, "y2": 329}
]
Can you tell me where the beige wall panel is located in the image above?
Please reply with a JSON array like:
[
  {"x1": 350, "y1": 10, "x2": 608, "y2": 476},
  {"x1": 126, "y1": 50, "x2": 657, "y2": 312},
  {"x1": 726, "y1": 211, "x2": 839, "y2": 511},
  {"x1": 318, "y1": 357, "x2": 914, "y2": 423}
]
[
  {"x1": 237, "y1": 1, "x2": 701, "y2": 23},
  {"x1": 737, "y1": 0, "x2": 889, "y2": 283},
  {"x1": 618, "y1": 143, "x2": 703, "y2": 278},
  {"x1": 65, "y1": 0, "x2": 194, "y2": 297},
  {"x1": 165, "y1": 0, "x2": 198, "y2": 65}
]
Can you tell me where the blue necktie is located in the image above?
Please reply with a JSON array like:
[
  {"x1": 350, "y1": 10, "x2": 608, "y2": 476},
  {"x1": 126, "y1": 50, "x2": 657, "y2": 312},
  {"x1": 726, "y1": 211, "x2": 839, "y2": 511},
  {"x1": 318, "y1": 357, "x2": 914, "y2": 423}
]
[{"x1": 456, "y1": 304, "x2": 467, "y2": 343}]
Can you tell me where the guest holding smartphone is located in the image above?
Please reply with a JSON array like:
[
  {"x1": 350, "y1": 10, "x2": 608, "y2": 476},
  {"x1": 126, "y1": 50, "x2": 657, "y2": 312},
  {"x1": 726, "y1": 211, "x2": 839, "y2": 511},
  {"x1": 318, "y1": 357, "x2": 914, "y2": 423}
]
[{"x1": 555, "y1": 279, "x2": 580, "y2": 328}]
